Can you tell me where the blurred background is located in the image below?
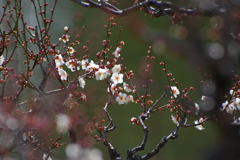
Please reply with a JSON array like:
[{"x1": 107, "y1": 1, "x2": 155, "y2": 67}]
[
  {"x1": 53, "y1": 0, "x2": 223, "y2": 160},
  {"x1": 64, "y1": 0, "x2": 223, "y2": 160},
  {"x1": 4, "y1": 0, "x2": 229, "y2": 159}
]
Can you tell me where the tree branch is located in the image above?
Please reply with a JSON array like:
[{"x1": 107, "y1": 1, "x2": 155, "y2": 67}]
[{"x1": 72, "y1": 0, "x2": 218, "y2": 18}]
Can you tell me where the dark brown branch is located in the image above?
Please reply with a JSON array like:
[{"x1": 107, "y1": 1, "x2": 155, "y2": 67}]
[
  {"x1": 72, "y1": 0, "x2": 218, "y2": 18},
  {"x1": 102, "y1": 138, "x2": 123, "y2": 160},
  {"x1": 34, "y1": 25, "x2": 49, "y2": 93},
  {"x1": 103, "y1": 98, "x2": 117, "y2": 132},
  {"x1": 126, "y1": 114, "x2": 181, "y2": 160},
  {"x1": 127, "y1": 114, "x2": 149, "y2": 159},
  {"x1": 141, "y1": 120, "x2": 180, "y2": 160}
]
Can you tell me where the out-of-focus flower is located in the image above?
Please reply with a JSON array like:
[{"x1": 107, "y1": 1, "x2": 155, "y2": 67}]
[
  {"x1": 130, "y1": 117, "x2": 140, "y2": 125},
  {"x1": 194, "y1": 118, "x2": 205, "y2": 130},
  {"x1": 201, "y1": 95, "x2": 207, "y2": 100},
  {"x1": 65, "y1": 144, "x2": 103, "y2": 160},
  {"x1": 113, "y1": 47, "x2": 121, "y2": 58},
  {"x1": 61, "y1": 34, "x2": 70, "y2": 43},
  {"x1": 0, "y1": 55, "x2": 5, "y2": 66},
  {"x1": 78, "y1": 77, "x2": 86, "y2": 89},
  {"x1": 116, "y1": 92, "x2": 127, "y2": 104},
  {"x1": 43, "y1": 153, "x2": 52, "y2": 160},
  {"x1": 55, "y1": 54, "x2": 64, "y2": 68},
  {"x1": 65, "y1": 59, "x2": 81, "y2": 72},
  {"x1": 235, "y1": 98, "x2": 240, "y2": 110},
  {"x1": 64, "y1": 26, "x2": 69, "y2": 31},
  {"x1": 171, "y1": 115, "x2": 178, "y2": 125},
  {"x1": 222, "y1": 100, "x2": 236, "y2": 114},
  {"x1": 228, "y1": 103, "x2": 237, "y2": 114},
  {"x1": 111, "y1": 73, "x2": 123, "y2": 84},
  {"x1": 107, "y1": 83, "x2": 117, "y2": 94},
  {"x1": 222, "y1": 100, "x2": 228, "y2": 109},
  {"x1": 67, "y1": 47, "x2": 75, "y2": 55},
  {"x1": 86, "y1": 60, "x2": 99, "y2": 71},
  {"x1": 81, "y1": 59, "x2": 89, "y2": 70},
  {"x1": 123, "y1": 82, "x2": 132, "y2": 92},
  {"x1": 171, "y1": 86, "x2": 180, "y2": 98},
  {"x1": 56, "y1": 114, "x2": 69, "y2": 133},
  {"x1": 83, "y1": 148, "x2": 103, "y2": 160},
  {"x1": 230, "y1": 89, "x2": 235, "y2": 96},
  {"x1": 22, "y1": 131, "x2": 35, "y2": 142},
  {"x1": 58, "y1": 68, "x2": 68, "y2": 81},
  {"x1": 232, "y1": 117, "x2": 240, "y2": 125},
  {"x1": 195, "y1": 103, "x2": 200, "y2": 114},
  {"x1": 125, "y1": 95, "x2": 134, "y2": 104}
]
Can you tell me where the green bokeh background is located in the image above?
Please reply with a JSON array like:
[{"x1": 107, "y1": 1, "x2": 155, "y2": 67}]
[
  {"x1": 62, "y1": 1, "x2": 221, "y2": 160},
  {"x1": 59, "y1": 1, "x2": 220, "y2": 160},
  {"x1": 5, "y1": 0, "x2": 223, "y2": 159}
]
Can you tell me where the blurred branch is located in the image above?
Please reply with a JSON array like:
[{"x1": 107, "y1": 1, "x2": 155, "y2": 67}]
[{"x1": 72, "y1": 0, "x2": 217, "y2": 17}]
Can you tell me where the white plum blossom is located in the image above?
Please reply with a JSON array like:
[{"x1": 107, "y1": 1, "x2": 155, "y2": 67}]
[
  {"x1": 194, "y1": 118, "x2": 205, "y2": 130},
  {"x1": 58, "y1": 68, "x2": 68, "y2": 81},
  {"x1": 81, "y1": 148, "x2": 103, "y2": 160},
  {"x1": 95, "y1": 68, "x2": 109, "y2": 80},
  {"x1": 235, "y1": 98, "x2": 240, "y2": 110},
  {"x1": 116, "y1": 92, "x2": 127, "y2": 105},
  {"x1": 222, "y1": 100, "x2": 228, "y2": 109},
  {"x1": 125, "y1": 95, "x2": 134, "y2": 104},
  {"x1": 112, "y1": 64, "x2": 121, "y2": 74},
  {"x1": 195, "y1": 103, "x2": 200, "y2": 115},
  {"x1": 171, "y1": 115, "x2": 178, "y2": 125},
  {"x1": 107, "y1": 83, "x2": 118, "y2": 94},
  {"x1": 130, "y1": 117, "x2": 138, "y2": 124},
  {"x1": 65, "y1": 145, "x2": 103, "y2": 160},
  {"x1": 130, "y1": 117, "x2": 140, "y2": 125},
  {"x1": 171, "y1": 86, "x2": 180, "y2": 98},
  {"x1": 61, "y1": 34, "x2": 70, "y2": 43},
  {"x1": 0, "y1": 55, "x2": 4, "y2": 66},
  {"x1": 78, "y1": 77, "x2": 86, "y2": 89},
  {"x1": 222, "y1": 100, "x2": 236, "y2": 114},
  {"x1": 81, "y1": 94, "x2": 87, "y2": 101},
  {"x1": 123, "y1": 82, "x2": 132, "y2": 92},
  {"x1": 56, "y1": 114, "x2": 69, "y2": 133},
  {"x1": 111, "y1": 73, "x2": 123, "y2": 84},
  {"x1": 86, "y1": 60, "x2": 99, "y2": 71},
  {"x1": 55, "y1": 54, "x2": 64, "y2": 68},
  {"x1": 64, "y1": 26, "x2": 69, "y2": 31},
  {"x1": 228, "y1": 103, "x2": 237, "y2": 114},
  {"x1": 195, "y1": 103, "x2": 200, "y2": 110},
  {"x1": 22, "y1": 131, "x2": 35, "y2": 141},
  {"x1": 67, "y1": 47, "x2": 75, "y2": 55},
  {"x1": 230, "y1": 89, "x2": 235, "y2": 96},
  {"x1": 232, "y1": 117, "x2": 240, "y2": 125},
  {"x1": 65, "y1": 59, "x2": 81, "y2": 72},
  {"x1": 43, "y1": 153, "x2": 52, "y2": 160},
  {"x1": 201, "y1": 95, "x2": 207, "y2": 101},
  {"x1": 112, "y1": 47, "x2": 121, "y2": 58},
  {"x1": 81, "y1": 59, "x2": 89, "y2": 70}
]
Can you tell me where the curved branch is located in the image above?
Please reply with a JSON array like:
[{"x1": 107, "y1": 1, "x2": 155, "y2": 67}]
[{"x1": 72, "y1": 0, "x2": 218, "y2": 18}]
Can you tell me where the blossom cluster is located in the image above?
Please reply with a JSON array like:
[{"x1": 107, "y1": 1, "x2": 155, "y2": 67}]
[
  {"x1": 54, "y1": 27, "x2": 134, "y2": 105},
  {"x1": 221, "y1": 90, "x2": 240, "y2": 114},
  {"x1": 169, "y1": 85, "x2": 205, "y2": 130},
  {"x1": 220, "y1": 88, "x2": 240, "y2": 125},
  {"x1": 2, "y1": 1, "x2": 237, "y2": 157}
]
